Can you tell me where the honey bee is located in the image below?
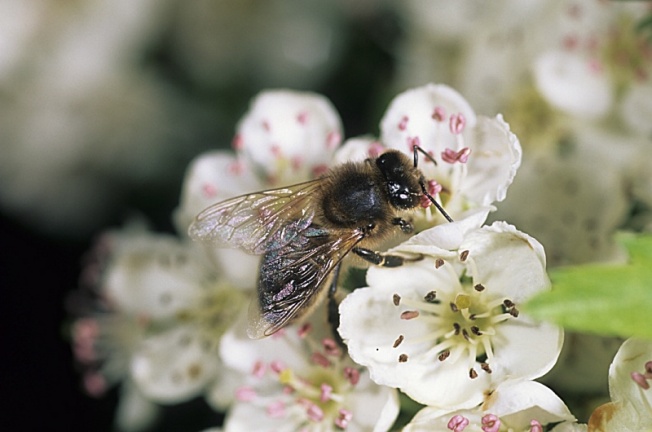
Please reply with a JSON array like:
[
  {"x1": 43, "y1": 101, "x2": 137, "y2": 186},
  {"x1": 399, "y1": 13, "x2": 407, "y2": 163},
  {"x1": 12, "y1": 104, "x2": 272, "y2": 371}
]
[{"x1": 189, "y1": 145, "x2": 453, "y2": 338}]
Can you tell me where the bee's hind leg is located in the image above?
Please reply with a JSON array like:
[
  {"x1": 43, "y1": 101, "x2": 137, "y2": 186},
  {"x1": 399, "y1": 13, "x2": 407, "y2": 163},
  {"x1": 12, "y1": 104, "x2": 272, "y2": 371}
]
[{"x1": 352, "y1": 247, "x2": 423, "y2": 267}]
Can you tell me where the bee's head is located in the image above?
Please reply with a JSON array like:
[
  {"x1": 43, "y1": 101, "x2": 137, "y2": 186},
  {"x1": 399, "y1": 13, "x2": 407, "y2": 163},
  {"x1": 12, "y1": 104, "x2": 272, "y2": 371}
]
[{"x1": 376, "y1": 151, "x2": 422, "y2": 210}]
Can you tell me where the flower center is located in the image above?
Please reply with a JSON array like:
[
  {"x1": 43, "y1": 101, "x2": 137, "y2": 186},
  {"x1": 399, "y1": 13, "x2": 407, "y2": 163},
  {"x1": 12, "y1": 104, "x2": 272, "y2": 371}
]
[
  {"x1": 237, "y1": 337, "x2": 360, "y2": 430},
  {"x1": 391, "y1": 253, "x2": 520, "y2": 379}
]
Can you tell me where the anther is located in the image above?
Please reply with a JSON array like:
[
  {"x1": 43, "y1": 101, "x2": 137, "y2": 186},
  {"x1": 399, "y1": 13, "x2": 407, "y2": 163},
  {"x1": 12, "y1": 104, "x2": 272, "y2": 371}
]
[
  {"x1": 471, "y1": 326, "x2": 482, "y2": 336},
  {"x1": 450, "y1": 302, "x2": 459, "y2": 313},
  {"x1": 392, "y1": 294, "x2": 401, "y2": 306},
  {"x1": 453, "y1": 322, "x2": 461, "y2": 335},
  {"x1": 401, "y1": 310, "x2": 420, "y2": 320},
  {"x1": 509, "y1": 307, "x2": 520, "y2": 318},
  {"x1": 460, "y1": 250, "x2": 469, "y2": 261},
  {"x1": 343, "y1": 367, "x2": 360, "y2": 385},
  {"x1": 424, "y1": 291, "x2": 438, "y2": 303},
  {"x1": 447, "y1": 415, "x2": 469, "y2": 432},
  {"x1": 474, "y1": 283, "x2": 485, "y2": 292},
  {"x1": 398, "y1": 354, "x2": 409, "y2": 363},
  {"x1": 481, "y1": 362, "x2": 492, "y2": 374},
  {"x1": 631, "y1": 371, "x2": 650, "y2": 390},
  {"x1": 481, "y1": 414, "x2": 501, "y2": 432},
  {"x1": 530, "y1": 420, "x2": 543, "y2": 432},
  {"x1": 438, "y1": 350, "x2": 450, "y2": 361},
  {"x1": 469, "y1": 368, "x2": 478, "y2": 379},
  {"x1": 462, "y1": 329, "x2": 470, "y2": 341},
  {"x1": 393, "y1": 335, "x2": 404, "y2": 348},
  {"x1": 645, "y1": 361, "x2": 652, "y2": 375},
  {"x1": 503, "y1": 299, "x2": 515, "y2": 308},
  {"x1": 435, "y1": 258, "x2": 445, "y2": 268}
]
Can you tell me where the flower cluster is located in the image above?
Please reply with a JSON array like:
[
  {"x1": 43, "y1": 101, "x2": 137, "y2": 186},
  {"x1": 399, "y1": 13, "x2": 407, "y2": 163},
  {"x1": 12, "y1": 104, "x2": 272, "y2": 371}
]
[{"x1": 70, "y1": 76, "x2": 649, "y2": 431}]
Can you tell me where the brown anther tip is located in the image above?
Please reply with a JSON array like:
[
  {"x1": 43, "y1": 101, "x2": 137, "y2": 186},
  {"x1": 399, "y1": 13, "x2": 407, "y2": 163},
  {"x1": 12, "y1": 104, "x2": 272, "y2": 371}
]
[
  {"x1": 469, "y1": 368, "x2": 478, "y2": 379},
  {"x1": 481, "y1": 362, "x2": 492, "y2": 374},
  {"x1": 503, "y1": 299, "x2": 515, "y2": 308},
  {"x1": 392, "y1": 294, "x2": 401, "y2": 306},
  {"x1": 438, "y1": 350, "x2": 450, "y2": 361},
  {"x1": 424, "y1": 291, "x2": 437, "y2": 302},
  {"x1": 398, "y1": 354, "x2": 409, "y2": 363},
  {"x1": 400, "y1": 310, "x2": 420, "y2": 320},
  {"x1": 509, "y1": 307, "x2": 520, "y2": 318},
  {"x1": 471, "y1": 326, "x2": 482, "y2": 336},
  {"x1": 393, "y1": 335, "x2": 404, "y2": 348},
  {"x1": 435, "y1": 258, "x2": 445, "y2": 268},
  {"x1": 460, "y1": 250, "x2": 470, "y2": 261},
  {"x1": 474, "y1": 283, "x2": 485, "y2": 292},
  {"x1": 450, "y1": 302, "x2": 459, "y2": 313}
]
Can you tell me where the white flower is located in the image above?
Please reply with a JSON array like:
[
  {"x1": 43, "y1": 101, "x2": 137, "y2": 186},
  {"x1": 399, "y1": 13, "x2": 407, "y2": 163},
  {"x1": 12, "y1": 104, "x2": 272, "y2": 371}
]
[
  {"x1": 379, "y1": 84, "x2": 521, "y2": 223},
  {"x1": 220, "y1": 315, "x2": 399, "y2": 432},
  {"x1": 403, "y1": 380, "x2": 575, "y2": 432},
  {"x1": 236, "y1": 89, "x2": 343, "y2": 185},
  {"x1": 533, "y1": 50, "x2": 613, "y2": 120},
  {"x1": 338, "y1": 221, "x2": 563, "y2": 410},
  {"x1": 71, "y1": 226, "x2": 247, "y2": 411},
  {"x1": 588, "y1": 338, "x2": 652, "y2": 431}
]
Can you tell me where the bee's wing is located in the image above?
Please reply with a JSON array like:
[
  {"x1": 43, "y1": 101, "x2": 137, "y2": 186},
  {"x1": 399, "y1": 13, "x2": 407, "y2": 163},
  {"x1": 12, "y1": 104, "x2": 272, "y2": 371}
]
[
  {"x1": 247, "y1": 225, "x2": 364, "y2": 339},
  {"x1": 188, "y1": 180, "x2": 322, "y2": 254}
]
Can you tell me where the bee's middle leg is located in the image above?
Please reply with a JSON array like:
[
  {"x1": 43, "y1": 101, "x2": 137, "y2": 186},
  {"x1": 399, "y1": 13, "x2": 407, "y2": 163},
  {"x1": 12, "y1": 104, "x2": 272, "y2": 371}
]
[{"x1": 353, "y1": 247, "x2": 423, "y2": 267}]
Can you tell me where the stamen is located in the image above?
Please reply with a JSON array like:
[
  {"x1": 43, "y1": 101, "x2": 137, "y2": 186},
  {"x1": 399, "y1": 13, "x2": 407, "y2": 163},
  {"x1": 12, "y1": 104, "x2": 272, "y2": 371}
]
[
  {"x1": 441, "y1": 147, "x2": 471, "y2": 164},
  {"x1": 469, "y1": 368, "x2": 478, "y2": 379},
  {"x1": 530, "y1": 420, "x2": 543, "y2": 432},
  {"x1": 270, "y1": 361, "x2": 285, "y2": 373},
  {"x1": 398, "y1": 115, "x2": 409, "y2": 131},
  {"x1": 471, "y1": 326, "x2": 482, "y2": 336},
  {"x1": 631, "y1": 371, "x2": 650, "y2": 390},
  {"x1": 424, "y1": 291, "x2": 439, "y2": 303},
  {"x1": 449, "y1": 113, "x2": 466, "y2": 134},
  {"x1": 481, "y1": 414, "x2": 501, "y2": 432},
  {"x1": 320, "y1": 383, "x2": 333, "y2": 402},
  {"x1": 393, "y1": 294, "x2": 401, "y2": 306},
  {"x1": 393, "y1": 335, "x2": 405, "y2": 348},
  {"x1": 509, "y1": 307, "x2": 520, "y2": 318},
  {"x1": 343, "y1": 367, "x2": 360, "y2": 386},
  {"x1": 398, "y1": 353, "x2": 409, "y2": 363},
  {"x1": 481, "y1": 362, "x2": 492, "y2": 374},
  {"x1": 474, "y1": 283, "x2": 485, "y2": 292},
  {"x1": 407, "y1": 136, "x2": 421, "y2": 153},
  {"x1": 435, "y1": 258, "x2": 445, "y2": 268},
  {"x1": 453, "y1": 322, "x2": 461, "y2": 335},
  {"x1": 297, "y1": 323, "x2": 312, "y2": 338},
  {"x1": 266, "y1": 400, "x2": 285, "y2": 418},
  {"x1": 306, "y1": 402, "x2": 324, "y2": 422},
  {"x1": 432, "y1": 106, "x2": 446, "y2": 122},
  {"x1": 450, "y1": 302, "x2": 459, "y2": 313},
  {"x1": 438, "y1": 350, "x2": 451, "y2": 361},
  {"x1": 447, "y1": 414, "x2": 469, "y2": 432},
  {"x1": 401, "y1": 310, "x2": 420, "y2": 320},
  {"x1": 645, "y1": 361, "x2": 652, "y2": 375},
  {"x1": 335, "y1": 408, "x2": 353, "y2": 429},
  {"x1": 236, "y1": 386, "x2": 256, "y2": 401},
  {"x1": 460, "y1": 250, "x2": 469, "y2": 261},
  {"x1": 323, "y1": 338, "x2": 341, "y2": 357},
  {"x1": 252, "y1": 361, "x2": 266, "y2": 378},
  {"x1": 503, "y1": 299, "x2": 515, "y2": 308},
  {"x1": 311, "y1": 352, "x2": 331, "y2": 368}
]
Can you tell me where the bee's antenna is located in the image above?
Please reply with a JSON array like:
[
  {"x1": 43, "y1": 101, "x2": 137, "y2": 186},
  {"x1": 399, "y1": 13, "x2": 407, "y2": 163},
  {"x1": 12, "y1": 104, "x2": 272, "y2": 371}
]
[
  {"x1": 413, "y1": 145, "x2": 454, "y2": 223},
  {"x1": 413, "y1": 145, "x2": 438, "y2": 167}
]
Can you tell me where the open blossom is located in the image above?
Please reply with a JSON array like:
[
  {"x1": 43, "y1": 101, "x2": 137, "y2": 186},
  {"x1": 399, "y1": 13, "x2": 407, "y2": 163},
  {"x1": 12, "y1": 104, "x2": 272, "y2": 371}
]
[
  {"x1": 403, "y1": 379, "x2": 576, "y2": 432},
  {"x1": 70, "y1": 225, "x2": 247, "y2": 428},
  {"x1": 377, "y1": 83, "x2": 521, "y2": 228},
  {"x1": 219, "y1": 316, "x2": 399, "y2": 432},
  {"x1": 588, "y1": 338, "x2": 652, "y2": 432},
  {"x1": 174, "y1": 89, "x2": 342, "y2": 288},
  {"x1": 339, "y1": 221, "x2": 563, "y2": 410}
]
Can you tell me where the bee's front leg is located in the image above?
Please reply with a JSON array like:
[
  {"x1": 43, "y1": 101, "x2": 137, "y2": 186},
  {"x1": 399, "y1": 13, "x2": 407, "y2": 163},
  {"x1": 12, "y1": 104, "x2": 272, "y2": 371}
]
[{"x1": 353, "y1": 247, "x2": 423, "y2": 267}]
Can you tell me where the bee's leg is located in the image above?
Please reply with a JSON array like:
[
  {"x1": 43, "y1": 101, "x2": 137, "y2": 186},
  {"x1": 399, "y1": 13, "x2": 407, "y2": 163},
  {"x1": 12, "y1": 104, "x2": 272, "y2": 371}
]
[
  {"x1": 353, "y1": 247, "x2": 423, "y2": 267},
  {"x1": 392, "y1": 217, "x2": 414, "y2": 234},
  {"x1": 327, "y1": 263, "x2": 346, "y2": 352}
]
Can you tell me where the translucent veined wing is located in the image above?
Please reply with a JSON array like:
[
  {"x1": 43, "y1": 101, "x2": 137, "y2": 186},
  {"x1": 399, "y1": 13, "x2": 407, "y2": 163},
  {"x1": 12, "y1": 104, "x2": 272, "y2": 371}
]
[
  {"x1": 188, "y1": 180, "x2": 322, "y2": 255},
  {"x1": 247, "y1": 224, "x2": 364, "y2": 339}
]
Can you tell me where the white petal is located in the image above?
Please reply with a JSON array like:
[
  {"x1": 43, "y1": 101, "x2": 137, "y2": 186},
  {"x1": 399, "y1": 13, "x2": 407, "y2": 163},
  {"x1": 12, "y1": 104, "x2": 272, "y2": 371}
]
[
  {"x1": 174, "y1": 151, "x2": 261, "y2": 235},
  {"x1": 397, "y1": 206, "x2": 492, "y2": 254},
  {"x1": 534, "y1": 51, "x2": 613, "y2": 119},
  {"x1": 130, "y1": 325, "x2": 219, "y2": 403},
  {"x1": 224, "y1": 402, "x2": 295, "y2": 432},
  {"x1": 485, "y1": 380, "x2": 575, "y2": 427},
  {"x1": 346, "y1": 377, "x2": 400, "y2": 432},
  {"x1": 461, "y1": 115, "x2": 522, "y2": 205},
  {"x1": 380, "y1": 83, "x2": 477, "y2": 155},
  {"x1": 114, "y1": 380, "x2": 161, "y2": 432},
  {"x1": 608, "y1": 338, "x2": 652, "y2": 429},
  {"x1": 237, "y1": 90, "x2": 342, "y2": 183},
  {"x1": 103, "y1": 234, "x2": 208, "y2": 320},
  {"x1": 460, "y1": 222, "x2": 549, "y2": 301},
  {"x1": 331, "y1": 136, "x2": 380, "y2": 165}
]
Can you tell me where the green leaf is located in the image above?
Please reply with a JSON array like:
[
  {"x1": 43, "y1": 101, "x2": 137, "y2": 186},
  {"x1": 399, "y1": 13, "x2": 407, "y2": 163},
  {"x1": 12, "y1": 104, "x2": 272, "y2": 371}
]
[{"x1": 522, "y1": 233, "x2": 652, "y2": 339}]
